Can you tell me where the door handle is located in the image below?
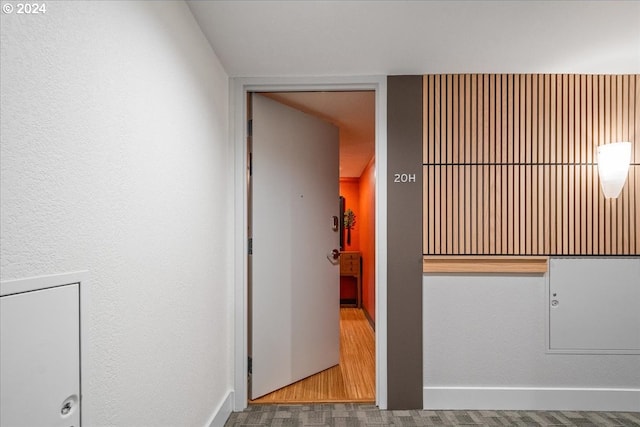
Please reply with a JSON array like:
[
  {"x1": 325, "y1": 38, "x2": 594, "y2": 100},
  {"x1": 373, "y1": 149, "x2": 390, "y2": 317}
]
[{"x1": 327, "y1": 249, "x2": 340, "y2": 264}]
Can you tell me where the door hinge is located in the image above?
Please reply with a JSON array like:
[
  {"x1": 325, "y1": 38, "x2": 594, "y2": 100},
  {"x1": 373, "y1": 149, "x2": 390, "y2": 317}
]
[
  {"x1": 248, "y1": 238, "x2": 253, "y2": 255},
  {"x1": 248, "y1": 356, "x2": 252, "y2": 393},
  {"x1": 248, "y1": 152, "x2": 252, "y2": 176},
  {"x1": 247, "y1": 119, "x2": 253, "y2": 137}
]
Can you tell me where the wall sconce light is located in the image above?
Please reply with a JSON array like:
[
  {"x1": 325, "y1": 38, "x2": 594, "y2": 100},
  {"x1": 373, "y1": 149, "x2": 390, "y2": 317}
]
[{"x1": 597, "y1": 142, "x2": 632, "y2": 199}]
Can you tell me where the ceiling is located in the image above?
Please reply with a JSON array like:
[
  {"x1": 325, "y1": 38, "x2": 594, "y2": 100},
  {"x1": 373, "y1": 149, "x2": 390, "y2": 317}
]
[
  {"x1": 263, "y1": 91, "x2": 375, "y2": 178},
  {"x1": 187, "y1": 0, "x2": 640, "y2": 77},
  {"x1": 186, "y1": 0, "x2": 639, "y2": 178}
]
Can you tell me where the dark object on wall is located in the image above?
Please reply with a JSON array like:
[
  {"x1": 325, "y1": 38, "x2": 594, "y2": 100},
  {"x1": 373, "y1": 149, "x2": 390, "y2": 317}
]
[
  {"x1": 344, "y1": 209, "x2": 356, "y2": 245},
  {"x1": 339, "y1": 196, "x2": 345, "y2": 251}
]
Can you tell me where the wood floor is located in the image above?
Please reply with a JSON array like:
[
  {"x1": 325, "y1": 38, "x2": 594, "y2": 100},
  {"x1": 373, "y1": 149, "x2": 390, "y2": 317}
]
[{"x1": 250, "y1": 308, "x2": 375, "y2": 404}]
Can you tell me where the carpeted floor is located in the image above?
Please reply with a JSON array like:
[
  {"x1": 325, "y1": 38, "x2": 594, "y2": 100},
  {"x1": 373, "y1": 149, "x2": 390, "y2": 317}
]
[{"x1": 225, "y1": 403, "x2": 640, "y2": 426}]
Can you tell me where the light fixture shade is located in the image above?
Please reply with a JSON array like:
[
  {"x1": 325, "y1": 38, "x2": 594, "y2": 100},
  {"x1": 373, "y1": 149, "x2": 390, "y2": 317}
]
[{"x1": 597, "y1": 142, "x2": 632, "y2": 199}]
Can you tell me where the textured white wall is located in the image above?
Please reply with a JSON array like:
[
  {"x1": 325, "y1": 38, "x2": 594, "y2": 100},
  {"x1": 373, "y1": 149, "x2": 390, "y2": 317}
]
[
  {"x1": 423, "y1": 266, "x2": 640, "y2": 410},
  {"x1": 1, "y1": 2, "x2": 232, "y2": 426}
]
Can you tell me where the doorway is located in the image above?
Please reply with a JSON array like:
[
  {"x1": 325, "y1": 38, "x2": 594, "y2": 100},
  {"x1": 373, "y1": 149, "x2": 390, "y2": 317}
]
[
  {"x1": 232, "y1": 76, "x2": 388, "y2": 411},
  {"x1": 249, "y1": 91, "x2": 376, "y2": 404},
  {"x1": 251, "y1": 307, "x2": 375, "y2": 403}
]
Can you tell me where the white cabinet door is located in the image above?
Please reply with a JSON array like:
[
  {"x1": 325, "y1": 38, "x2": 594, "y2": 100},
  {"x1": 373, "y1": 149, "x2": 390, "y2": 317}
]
[
  {"x1": 1, "y1": 284, "x2": 80, "y2": 427},
  {"x1": 549, "y1": 257, "x2": 640, "y2": 353}
]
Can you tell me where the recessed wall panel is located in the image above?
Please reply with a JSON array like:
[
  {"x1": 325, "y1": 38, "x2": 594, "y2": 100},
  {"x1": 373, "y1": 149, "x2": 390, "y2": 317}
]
[{"x1": 549, "y1": 257, "x2": 640, "y2": 353}]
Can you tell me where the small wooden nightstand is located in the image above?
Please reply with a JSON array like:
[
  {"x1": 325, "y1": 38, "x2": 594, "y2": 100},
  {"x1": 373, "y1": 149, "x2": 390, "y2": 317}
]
[{"x1": 340, "y1": 251, "x2": 361, "y2": 308}]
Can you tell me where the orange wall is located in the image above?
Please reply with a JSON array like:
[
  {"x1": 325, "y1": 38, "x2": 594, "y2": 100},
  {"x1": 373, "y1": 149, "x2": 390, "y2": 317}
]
[
  {"x1": 358, "y1": 158, "x2": 376, "y2": 323},
  {"x1": 339, "y1": 178, "x2": 360, "y2": 302},
  {"x1": 339, "y1": 159, "x2": 376, "y2": 323}
]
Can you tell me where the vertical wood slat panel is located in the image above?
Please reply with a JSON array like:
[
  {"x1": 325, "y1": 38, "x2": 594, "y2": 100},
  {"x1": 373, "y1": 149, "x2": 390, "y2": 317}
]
[
  {"x1": 423, "y1": 74, "x2": 638, "y2": 256},
  {"x1": 477, "y1": 75, "x2": 483, "y2": 252},
  {"x1": 491, "y1": 76, "x2": 499, "y2": 254},
  {"x1": 526, "y1": 75, "x2": 533, "y2": 254},
  {"x1": 631, "y1": 76, "x2": 637, "y2": 253},
  {"x1": 562, "y1": 76, "x2": 569, "y2": 254},
  {"x1": 543, "y1": 76, "x2": 551, "y2": 254},
  {"x1": 502, "y1": 76, "x2": 510, "y2": 254},
  {"x1": 629, "y1": 166, "x2": 640, "y2": 254},
  {"x1": 424, "y1": 76, "x2": 434, "y2": 254},
  {"x1": 548, "y1": 75, "x2": 561, "y2": 253},
  {"x1": 594, "y1": 75, "x2": 601, "y2": 254},
  {"x1": 436, "y1": 75, "x2": 443, "y2": 254},
  {"x1": 446, "y1": 76, "x2": 453, "y2": 253},
  {"x1": 435, "y1": 75, "x2": 441, "y2": 164},
  {"x1": 465, "y1": 76, "x2": 472, "y2": 253},
  {"x1": 582, "y1": 76, "x2": 589, "y2": 253},
  {"x1": 622, "y1": 75, "x2": 629, "y2": 254},
  {"x1": 605, "y1": 76, "x2": 612, "y2": 254},
  {"x1": 575, "y1": 76, "x2": 581, "y2": 252},
  {"x1": 635, "y1": 75, "x2": 639, "y2": 164},
  {"x1": 612, "y1": 76, "x2": 619, "y2": 253},
  {"x1": 452, "y1": 76, "x2": 460, "y2": 253}
]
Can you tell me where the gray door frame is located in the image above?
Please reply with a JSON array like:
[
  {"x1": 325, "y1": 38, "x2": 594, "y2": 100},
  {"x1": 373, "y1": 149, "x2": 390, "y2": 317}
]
[{"x1": 231, "y1": 76, "x2": 388, "y2": 410}]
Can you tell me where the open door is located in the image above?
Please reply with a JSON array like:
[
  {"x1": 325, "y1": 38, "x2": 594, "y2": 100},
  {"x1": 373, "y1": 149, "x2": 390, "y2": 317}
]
[{"x1": 250, "y1": 94, "x2": 340, "y2": 399}]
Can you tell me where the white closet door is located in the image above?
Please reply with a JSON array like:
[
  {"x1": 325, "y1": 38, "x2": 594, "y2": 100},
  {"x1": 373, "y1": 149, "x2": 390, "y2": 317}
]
[{"x1": 1, "y1": 284, "x2": 80, "y2": 427}]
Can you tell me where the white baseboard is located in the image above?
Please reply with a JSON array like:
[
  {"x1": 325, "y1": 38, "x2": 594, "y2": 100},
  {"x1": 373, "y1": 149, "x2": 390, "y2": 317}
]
[
  {"x1": 205, "y1": 390, "x2": 234, "y2": 427},
  {"x1": 423, "y1": 387, "x2": 640, "y2": 412}
]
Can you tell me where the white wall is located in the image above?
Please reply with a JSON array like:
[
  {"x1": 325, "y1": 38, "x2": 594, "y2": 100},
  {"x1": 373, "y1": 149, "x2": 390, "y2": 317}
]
[
  {"x1": 423, "y1": 264, "x2": 640, "y2": 411},
  {"x1": 0, "y1": 2, "x2": 233, "y2": 426}
]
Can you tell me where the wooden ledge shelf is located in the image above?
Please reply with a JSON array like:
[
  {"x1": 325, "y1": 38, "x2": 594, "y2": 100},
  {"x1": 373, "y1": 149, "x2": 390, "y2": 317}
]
[{"x1": 423, "y1": 256, "x2": 549, "y2": 274}]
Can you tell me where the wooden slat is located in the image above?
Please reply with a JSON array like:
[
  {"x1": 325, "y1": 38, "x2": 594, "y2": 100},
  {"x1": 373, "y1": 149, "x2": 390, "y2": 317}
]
[
  {"x1": 453, "y1": 75, "x2": 459, "y2": 164},
  {"x1": 537, "y1": 164, "x2": 545, "y2": 254},
  {"x1": 484, "y1": 74, "x2": 490, "y2": 165},
  {"x1": 453, "y1": 165, "x2": 459, "y2": 254},
  {"x1": 569, "y1": 74, "x2": 575, "y2": 164},
  {"x1": 486, "y1": 165, "x2": 493, "y2": 254},
  {"x1": 447, "y1": 74, "x2": 453, "y2": 164},
  {"x1": 424, "y1": 75, "x2": 431, "y2": 164},
  {"x1": 496, "y1": 165, "x2": 503, "y2": 253},
  {"x1": 490, "y1": 74, "x2": 496, "y2": 164},
  {"x1": 629, "y1": 166, "x2": 640, "y2": 254},
  {"x1": 605, "y1": 76, "x2": 612, "y2": 254},
  {"x1": 579, "y1": 76, "x2": 590, "y2": 254},
  {"x1": 595, "y1": 75, "x2": 602, "y2": 254},
  {"x1": 425, "y1": 168, "x2": 432, "y2": 254},
  {"x1": 423, "y1": 256, "x2": 549, "y2": 273},
  {"x1": 502, "y1": 76, "x2": 510, "y2": 259},
  {"x1": 435, "y1": 164, "x2": 442, "y2": 254},
  {"x1": 632, "y1": 76, "x2": 638, "y2": 252},
  {"x1": 490, "y1": 163, "x2": 498, "y2": 253},
  {"x1": 635, "y1": 75, "x2": 639, "y2": 164},
  {"x1": 583, "y1": 165, "x2": 595, "y2": 255},
  {"x1": 434, "y1": 75, "x2": 441, "y2": 164},
  {"x1": 521, "y1": 164, "x2": 527, "y2": 254},
  {"x1": 550, "y1": 163, "x2": 558, "y2": 253}
]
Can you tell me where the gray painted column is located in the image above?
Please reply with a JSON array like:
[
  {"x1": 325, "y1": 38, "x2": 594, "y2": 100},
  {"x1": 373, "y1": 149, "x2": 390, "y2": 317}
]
[{"x1": 387, "y1": 75, "x2": 423, "y2": 409}]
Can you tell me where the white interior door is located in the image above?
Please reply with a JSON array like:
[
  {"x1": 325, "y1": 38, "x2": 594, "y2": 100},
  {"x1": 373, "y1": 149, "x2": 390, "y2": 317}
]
[{"x1": 251, "y1": 93, "x2": 340, "y2": 399}]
